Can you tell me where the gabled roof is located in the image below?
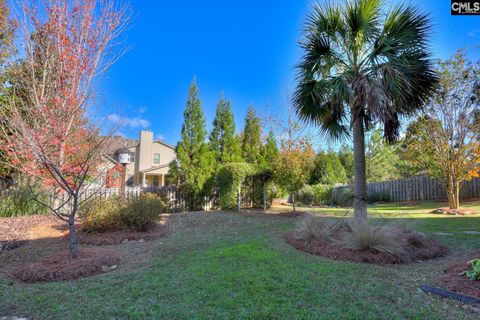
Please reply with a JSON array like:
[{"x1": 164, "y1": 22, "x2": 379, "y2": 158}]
[
  {"x1": 101, "y1": 154, "x2": 119, "y2": 165},
  {"x1": 139, "y1": 164, "x2": 170, "y2": 173},
  {"x1": 104, "y1": 136, "x2": 138, "y2": 156},
  {"x1": 104, "y1": 135, "x2": 176, "y2": 156}
]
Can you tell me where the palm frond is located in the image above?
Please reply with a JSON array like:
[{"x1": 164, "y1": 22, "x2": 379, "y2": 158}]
[
  {"x1": 294, "y1": 0, "x2": 437, "y2": 144},
  {"x1": 293, "y1": 76, "x2": 350, "y2": 141}
]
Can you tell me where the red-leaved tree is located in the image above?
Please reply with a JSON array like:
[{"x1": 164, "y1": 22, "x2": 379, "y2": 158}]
[{"x1": 0, "y1": 0, "x2": 129, "y2": 258}]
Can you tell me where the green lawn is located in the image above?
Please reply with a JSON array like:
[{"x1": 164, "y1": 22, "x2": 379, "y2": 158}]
[{"x1": 1, "y1": 201, "x2": 480, "y2": 319}]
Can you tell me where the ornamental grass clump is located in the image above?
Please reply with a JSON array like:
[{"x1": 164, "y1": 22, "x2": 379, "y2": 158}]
[
  {"x1": 291, "y1": 213, "x2": 447, "y2": 264},
  {"x1": 295, "y1": 214, "x2": 344, "y2": 241},
  {"x1": 342, "y1": 221, "x2": 405, "y2": 256}
]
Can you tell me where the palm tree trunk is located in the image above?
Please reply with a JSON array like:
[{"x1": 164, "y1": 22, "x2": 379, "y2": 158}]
[{"x1": 352, "y1": 115, "x2": 367, "y2": 221}]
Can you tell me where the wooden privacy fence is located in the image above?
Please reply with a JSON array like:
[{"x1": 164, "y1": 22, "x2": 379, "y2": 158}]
[
  {"x1": 60, "y1": 186, "x2": 219, "y2": 212},
  {"x1": 333, "y1": 176, "x2": 480, "y2": 203}
]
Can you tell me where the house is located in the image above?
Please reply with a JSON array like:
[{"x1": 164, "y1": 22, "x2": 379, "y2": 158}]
[{"x1": 103, "y1": 130, "x2": 176, "y2": 187}]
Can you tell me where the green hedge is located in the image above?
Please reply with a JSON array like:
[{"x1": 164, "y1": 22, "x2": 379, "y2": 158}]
[
  {"x1": 217, "y1": 163, "x2": 272, "y2": 210},
  {"x1": 296, "y1": 184, "x2": 334, "y2": 206}
]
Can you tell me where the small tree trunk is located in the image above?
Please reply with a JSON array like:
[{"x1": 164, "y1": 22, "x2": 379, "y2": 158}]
[
  {"x1": 68, "y1": 200, "x2": 79, "y2": 259},
  {"x1": 352, "y1": 115, "x2": 367, "y2": 221},
  {"x1": 263, "y1": 182, "x2": 266, "y2": 211},
  {"x1": 455, "y1": 181, "x2": 461, "y2": 209},
  {"x1": 237, "y1": 183, "x2": 241, "y2": 213},
  {"x1": 292, "y1": 193, "x2": 296, "y2": 212},
  {"x1": 455, "y1": 182, "x2": 461, "y2": 208},
  {"x1": 446, "y1": 174, "x2": 460, "y2": 210}
]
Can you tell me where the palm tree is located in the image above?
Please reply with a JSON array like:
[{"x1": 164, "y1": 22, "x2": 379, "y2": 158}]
[{"x1": 294, "y1": 0, "x2": 437, "y2": 220}]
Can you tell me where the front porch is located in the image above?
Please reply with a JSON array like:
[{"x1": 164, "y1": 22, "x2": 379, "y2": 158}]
[
  {"x1": 138, "y1": 165, "x2": 170, "y2": 187},
  {"x1": 141, "y1": 173, "x2": 168, "y2": 187}
]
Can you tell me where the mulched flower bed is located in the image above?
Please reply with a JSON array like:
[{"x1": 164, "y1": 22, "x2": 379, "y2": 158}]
[
  {"x1": 276, "y1": 211, "x2": 304, "y2": 218},
  {"x1": 63, "y1": 225, "x2": 167, "y2": 245},
  {"x1": 431, "y1": 208, "x2": 476, "y2": 215},
  {"x1": 287, "y1": 232, "x2": 447, "y2": 265},
  {"x1": 0, "y1": 215, "x2": 59, "y2": 253},
  {"x1": 12, "y1": 247, "x2": 121, "y2": 282},
  {"x1": 0, "y1": 240, "x2": 27, "y2": 252},
  {"x1": 0, "y1": 215, "x2": 58, "y2": 242},
  {"x1": 440, "y1": 251, "x2": 480, "y2": 298}
]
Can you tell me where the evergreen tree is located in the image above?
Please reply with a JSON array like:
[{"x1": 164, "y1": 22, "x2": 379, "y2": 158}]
[
  {"x1": 330, "y1": 153, "x2": 347, "y2": 184},
  {"x1": 365, "y1": 129, "x2": 400, "y2": 182},
  {"x1": 338, "y1": 144, "x2": 354, "y2": 182},
  {"x1": 310, "y1": 152, "x2": 347, "y2": 185},
  {"x1": 175, "y1": 79, "x2": 214, "y2": 209},
  {"x1": 241, "y1": 105, "x2": 263, "y2": 164},
  {"x1": 209, "y1": 95, "x2": 242, "y2": 165},
  {"x1": 262, "y1": 130, "x2": 279, "y2": 166}
]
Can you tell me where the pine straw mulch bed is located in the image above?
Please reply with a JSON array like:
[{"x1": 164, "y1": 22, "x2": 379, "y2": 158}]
[
  {"x1": 239, "y1": 208, "x2": 306, "y2": 218},
  {"x1": 287, "y1": 232, "x2": 448, "y2": 265},
  {"x1": 431, "y1": 208, "x2": 477, "y2": 215},
  {"x1": 432, "y1": 208, "x2": 476, "y2": 216},
  {"x1": 0, "y1": 214, "x2": 58, "y2": 253},
  {"x1": 11, "y1": 247, "x2": 121, "y2": 282},
  {"x1": 439, "y1": 250, "x2": 480, "y2": 298},
  {"x1": 61, "y1": 225, "x2": 168, "y2": 245}
]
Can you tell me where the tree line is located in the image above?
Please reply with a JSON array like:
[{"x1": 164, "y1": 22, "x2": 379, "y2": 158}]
[{"x1": 169, "y1": 79, "x2": 281, "y2": 209}]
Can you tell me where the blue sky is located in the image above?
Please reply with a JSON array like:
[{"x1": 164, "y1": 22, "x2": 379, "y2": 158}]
[{"x1": 101, "y1": 0, "x2": 480, "y2": 146}]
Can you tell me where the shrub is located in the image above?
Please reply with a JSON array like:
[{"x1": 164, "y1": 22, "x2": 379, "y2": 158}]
[
  {"x1": 79, "y1": 197, "x2": 122, "y2": 232},
  {"x1": 342, "y1": 220, "x2": 405, "y2": 255},
  {"x1": 79, "y1": 193, "x2": 166, "y2": 232},
  {"x1": 311, "y1": 184, "x2": 333, "y2": 204},
  {"x1": 296, "y1": 184, "x2": 334, "y2": 206},
  {"x1": 461, "y1": 259, "x2": 480, "y2": 281},
  {"x1": 0, "y1": 177, "x2": 49, "y2": 217},
  {"x1": 296, "y1": 185, "x2": 315, "y2": 206},
  {"x1": 330, "y1": 186, "x2": 353, "y2": 207},
  {"x1": 118, "y1": 193, "x2": 166, "y2": 231},
  {"x1": 295, "y1": 214, "x2": 343, "y2": 241}
]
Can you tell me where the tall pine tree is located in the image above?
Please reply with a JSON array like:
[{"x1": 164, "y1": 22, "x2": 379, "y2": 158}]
[
  {"x1": 241, "y1": 105, "x2": 263, "y2": 164},
  {"x1": 175, "y1": 79, "x2": 214, "y2": 209},
  {"x1": 209, "y1": 95, "x2": 242, "y2": 165},
  {"x1": 261, "y1": 130, "x2": 279, "y2": 167}
]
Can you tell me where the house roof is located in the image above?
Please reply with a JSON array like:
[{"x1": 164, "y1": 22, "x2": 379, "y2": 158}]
[
  {"x1": 102, "y1": 154, "x2": 119, "y2": 165},
  {"x1": 139, "y1": 164, "x2": 170, "y2": 173},
  {"x1": 104, "y1": 136, "x2": 175, "y2": 156},
  {"x1": 104, "y1": 136, "x2": 138, "y2": 156}
]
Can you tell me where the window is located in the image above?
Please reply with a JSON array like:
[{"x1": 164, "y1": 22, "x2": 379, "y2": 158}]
[
  {"x1": 153, "y1": 153, "x2": 160, "y2": 164},
  {"x1": 129, "y1": 152, "x2": 135, "y2": 163}
]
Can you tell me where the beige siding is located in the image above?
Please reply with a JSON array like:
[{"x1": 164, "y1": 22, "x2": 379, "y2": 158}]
[
  {"x1": 105, "y1": 130, "x2": 176, "y2": 186},
  {"x1": 151, "y1": 142, "x2": 176, "y2": 166}
]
